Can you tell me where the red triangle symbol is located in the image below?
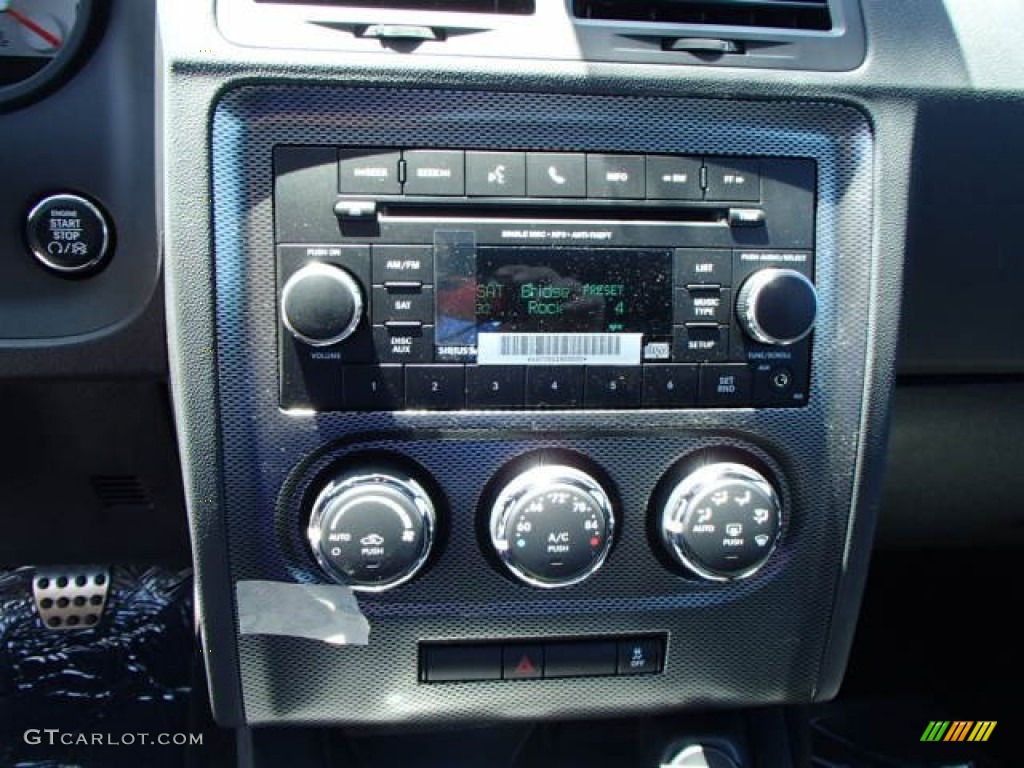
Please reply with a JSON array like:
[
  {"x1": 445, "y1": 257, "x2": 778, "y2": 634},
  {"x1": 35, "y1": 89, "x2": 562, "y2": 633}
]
[{"x1": 514, "y1": 655, "x2": 536, "y2": 675}]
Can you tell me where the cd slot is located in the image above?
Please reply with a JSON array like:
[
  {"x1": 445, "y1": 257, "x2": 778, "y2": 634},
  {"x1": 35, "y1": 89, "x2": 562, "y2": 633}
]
[{"x1": 377, "y1": 201, "x2": 728, "y2": 224}]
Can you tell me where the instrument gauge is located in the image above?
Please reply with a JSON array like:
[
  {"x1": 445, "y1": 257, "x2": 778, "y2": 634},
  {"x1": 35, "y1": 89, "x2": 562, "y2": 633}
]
[{"x1": 0, "y1": 0, "x2": 96, "y2": 109}]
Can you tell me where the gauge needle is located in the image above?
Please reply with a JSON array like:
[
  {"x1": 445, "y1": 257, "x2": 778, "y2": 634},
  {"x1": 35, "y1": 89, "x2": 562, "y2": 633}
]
[{"x1": 7, "y1": 8, "x2": 63, "y2": 49}]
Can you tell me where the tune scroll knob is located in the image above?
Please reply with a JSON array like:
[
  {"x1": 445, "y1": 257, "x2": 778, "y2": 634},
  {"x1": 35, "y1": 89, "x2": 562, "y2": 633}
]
[
  {"x1": 736, "y1": 268, "x2": 817, "y2": 346},
  {"x1": 660, "y1": 463, "x2": 781, "y2": 582},
  {"x1": 307, "y1": 470, "x2": 436, "y2": 591},
  {"x1": 490, "y1": 465, "x2": 615, "y2": 589},
  {"x1": 281, "y1": 262, "x2": 364, "y2": 346}
]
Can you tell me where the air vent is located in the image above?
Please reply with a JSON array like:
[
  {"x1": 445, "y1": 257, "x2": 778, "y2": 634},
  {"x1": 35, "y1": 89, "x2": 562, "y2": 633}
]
[
  {"x1": 574, "y1": 0, "x2": 832, "y2": 31},
  {"x1": 255, "y1": 0, "x2": 535, "y2": 14},
  {"x1": 91, "y1": 475, "x2": 153, "y2": 510}
]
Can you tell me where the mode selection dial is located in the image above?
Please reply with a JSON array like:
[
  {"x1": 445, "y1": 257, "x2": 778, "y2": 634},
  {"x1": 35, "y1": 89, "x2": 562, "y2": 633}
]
[
  {"x1": 489, "y1": 465, "x2": 614, "y2": 588},
  {"x1": 307, "y1": 469, "x2": 435, "y2": 591},
  {"x1": 281, "y1": 262, "x2": 364, "y2": 346},
  {"x1": 660, "y1": 463, "x2": 781, "y2": 581},
  {"x1": 736, "y1": 268, "x2": 817, "y2": 346}
]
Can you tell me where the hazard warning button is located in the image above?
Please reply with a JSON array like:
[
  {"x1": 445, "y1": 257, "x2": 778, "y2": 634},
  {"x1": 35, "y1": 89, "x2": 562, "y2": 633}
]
[{"x1": 502, "y1": 644, "x2": 544, "y2": 680}]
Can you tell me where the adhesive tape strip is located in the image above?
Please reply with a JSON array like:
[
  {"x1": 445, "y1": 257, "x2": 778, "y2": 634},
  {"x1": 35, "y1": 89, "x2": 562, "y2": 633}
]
[{"x1": 235, "y1": 580, "x2": 370, "y2": 646}]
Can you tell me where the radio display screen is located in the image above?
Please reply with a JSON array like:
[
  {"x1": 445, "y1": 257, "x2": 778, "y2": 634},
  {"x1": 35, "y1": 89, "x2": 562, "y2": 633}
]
[{"x1": 435, "y1": 242, "x2": 673, "y2": 364}]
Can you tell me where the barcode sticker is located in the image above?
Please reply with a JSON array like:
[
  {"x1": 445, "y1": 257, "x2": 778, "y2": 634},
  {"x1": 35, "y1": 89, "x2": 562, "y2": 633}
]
[{"x1": 477, "y1": 333, "x2": 642, "y2": 366}]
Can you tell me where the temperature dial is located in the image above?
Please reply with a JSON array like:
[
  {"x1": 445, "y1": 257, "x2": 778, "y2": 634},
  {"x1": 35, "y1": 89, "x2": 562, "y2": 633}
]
[
  {"x1": 307, "y1": 469, "x2": 435, "y2": 591},
  {"x1": 660, "y1": 463, "x2": 781, "y2": 581},
  {"x1": 489, "y1": 465, "x2": 614, "y2": 588}
]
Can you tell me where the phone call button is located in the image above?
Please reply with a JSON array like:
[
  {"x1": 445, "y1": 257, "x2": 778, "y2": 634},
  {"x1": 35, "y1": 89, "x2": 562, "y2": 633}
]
[{"x1": 526, "y1": 152, "x2": 586, "y2": 198}]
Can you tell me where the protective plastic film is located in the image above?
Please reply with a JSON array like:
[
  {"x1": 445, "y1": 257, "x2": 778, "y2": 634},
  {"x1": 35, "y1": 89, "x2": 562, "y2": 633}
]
[{"x1": 236, "y1": 580, "x2": 370, "y2": 645}]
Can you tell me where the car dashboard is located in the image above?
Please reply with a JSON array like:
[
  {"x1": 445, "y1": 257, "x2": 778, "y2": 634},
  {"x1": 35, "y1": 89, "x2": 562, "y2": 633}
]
[{"x1": 0, "y1": 1, "x2": 1021, "y2": 766}]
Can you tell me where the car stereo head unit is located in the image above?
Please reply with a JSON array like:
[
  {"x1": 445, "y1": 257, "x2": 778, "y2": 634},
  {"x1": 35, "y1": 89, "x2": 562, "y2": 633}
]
[{"x1": 274, "y1": 147, "x2": 818, "y2": 413}]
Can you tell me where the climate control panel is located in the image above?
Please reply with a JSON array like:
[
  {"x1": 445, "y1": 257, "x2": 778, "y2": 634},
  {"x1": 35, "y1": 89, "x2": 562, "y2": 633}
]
[{"x1": 304, "y1": 453, "x2": 783, "y2": 592}]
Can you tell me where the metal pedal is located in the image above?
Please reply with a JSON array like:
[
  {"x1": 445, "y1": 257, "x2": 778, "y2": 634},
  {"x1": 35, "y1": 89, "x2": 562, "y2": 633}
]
[{"x1": 31, "y1": 566, "x2": 111, "y2": 630}]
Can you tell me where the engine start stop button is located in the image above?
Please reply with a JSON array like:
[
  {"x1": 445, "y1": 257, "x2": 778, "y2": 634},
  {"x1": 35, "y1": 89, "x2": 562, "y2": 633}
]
[{"x1": 25, "y1": 193, "x2": 112, "y2": 276}]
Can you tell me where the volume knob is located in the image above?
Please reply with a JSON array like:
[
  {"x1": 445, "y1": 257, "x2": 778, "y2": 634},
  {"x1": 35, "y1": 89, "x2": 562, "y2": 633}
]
[
  {"x1": 736, "y1": 268, "x2": 817, "y2": 346},
  {"x1": 281, "y1": 263, "x2": 364, "y2": 346}
]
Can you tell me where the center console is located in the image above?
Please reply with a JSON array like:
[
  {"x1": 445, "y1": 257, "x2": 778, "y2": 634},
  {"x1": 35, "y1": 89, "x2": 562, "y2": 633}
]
[{"x1": 159, "y1": 0, "x2": 898, "y2": 744}]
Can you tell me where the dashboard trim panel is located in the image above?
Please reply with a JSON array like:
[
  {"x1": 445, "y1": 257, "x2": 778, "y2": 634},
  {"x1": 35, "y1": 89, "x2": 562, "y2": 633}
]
[{"x1": 202, "y1": 85, "x2": 876, "y2": 724}]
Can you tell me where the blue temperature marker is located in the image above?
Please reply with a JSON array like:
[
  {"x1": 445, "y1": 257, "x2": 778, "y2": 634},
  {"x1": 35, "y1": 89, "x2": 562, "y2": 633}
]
[{"x1": 516, "y1": 539, "x2": 526, "y2": 548}]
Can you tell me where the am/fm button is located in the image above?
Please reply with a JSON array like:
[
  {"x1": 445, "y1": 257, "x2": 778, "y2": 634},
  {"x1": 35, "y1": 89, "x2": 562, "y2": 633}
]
[{"x1": 372, "y1": 246, "x2": 433, "y2": 284}]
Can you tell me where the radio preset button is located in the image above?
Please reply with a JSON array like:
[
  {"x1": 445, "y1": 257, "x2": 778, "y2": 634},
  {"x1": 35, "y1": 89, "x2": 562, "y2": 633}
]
[
  {"x1": 646, "y1": 155, "x2": 703, "y2": 201},
  {"x1": 674, "y1": 326, "x2": 729, "y2": 362},
  {"x1": 699, "y1": 364, "x2": 752, "y2": 407},
  {"x1": 526, "y1": 367, "x2": 584, "y2": 408},
  {"x1": 584, "y1": 367, "x2": 641, "y2": 408},
  {"x1": 704, "y1": 158, "x2": 762, "y2": 202},
  {"x1": 675, "y1": 248, "x2": 732, "y2": 287},
  {"x1": 404, "y1": 150, "x2": 465, "y2": 196},
  {"x1": 372, "y1": 285, "x2": 433, "y2": 325},
  {"x1": 586, "y1": 154, "x2": 645, "y2": 199},
  {"x1": 339, "y1": 149, "x2": 402, "y2": 195},
  {"x1": 676, "y1": 288, "x2": 731, "y2": 325},
  {"x1": 526, "y1": 153, "x2": 586, "y2": 198},
  {"x1": 466, "y1": 151, "x2": 527, "y2": 197},
  {"x1": 642, "y1": 365, "x2": 698, "y2": 408},
  {"x1": 467, "y1": 366, "x2": 525, "y2": 409},
  {"x1": 344, "y1": 365, "x2": 405, "y2": 411},
  {"x1": 372, "y1": 245, "x2": 433, "y2": 284},
  {"x1": 405, "y1": 365, "x2": 466, "y2": 410},
  {"x1": 373, "y1": 324, "x2": 434, "y2": 363}
]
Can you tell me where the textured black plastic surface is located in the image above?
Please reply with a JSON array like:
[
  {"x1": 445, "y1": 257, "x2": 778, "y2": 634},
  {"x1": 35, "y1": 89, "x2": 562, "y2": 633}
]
[
  {"x1": 210, "y1": 86, "x2": 873, "y2": 725},
  {"x1": 0, "y1": 0, "x2": 160, "y2": 344}
]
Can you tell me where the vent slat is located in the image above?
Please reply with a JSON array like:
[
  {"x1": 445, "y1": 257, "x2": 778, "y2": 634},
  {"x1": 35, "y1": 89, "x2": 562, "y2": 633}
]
[
  {"x1": 254, "y1": 0, "x2": 535, "y2": 14},
  {"x1": 574, "y1": 0, "x2": 832, "y2": 31},
  {"x1": 90, "y1": 476, "x2": 153, "y2": 509}
]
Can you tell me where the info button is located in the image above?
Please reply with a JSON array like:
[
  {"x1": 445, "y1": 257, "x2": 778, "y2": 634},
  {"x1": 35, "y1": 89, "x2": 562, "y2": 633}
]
[{"x1": 587, "y1": 154, "x2": 645, "y2": 199}]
